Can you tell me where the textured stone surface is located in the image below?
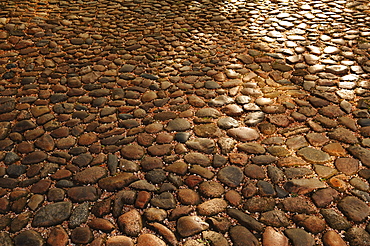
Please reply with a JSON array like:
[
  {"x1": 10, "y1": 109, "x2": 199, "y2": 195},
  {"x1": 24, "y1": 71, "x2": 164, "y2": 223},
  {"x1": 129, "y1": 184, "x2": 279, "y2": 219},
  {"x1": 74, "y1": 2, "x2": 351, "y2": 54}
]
[
  {"x1": 0, "y1": 0, "x2": 369, "y2": 245},
  {"x1": 32, "y1": 202, "x2": 72, "y2": 227}
]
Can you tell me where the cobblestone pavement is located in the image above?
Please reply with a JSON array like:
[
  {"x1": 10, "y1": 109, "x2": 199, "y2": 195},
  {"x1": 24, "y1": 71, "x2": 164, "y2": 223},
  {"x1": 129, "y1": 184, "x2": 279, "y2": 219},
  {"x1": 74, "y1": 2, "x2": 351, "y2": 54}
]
[{"x1": 0, "y1": 0, "x2": 370, "y2": 245}]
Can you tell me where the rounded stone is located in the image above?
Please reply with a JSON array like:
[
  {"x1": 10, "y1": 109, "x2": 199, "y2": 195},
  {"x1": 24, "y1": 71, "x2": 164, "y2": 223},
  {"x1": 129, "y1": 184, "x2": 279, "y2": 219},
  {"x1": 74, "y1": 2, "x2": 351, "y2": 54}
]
[
  {"x1": 166, "y1": 118, "x2": 191, "y2": 131},
  {"x1": 217, "y1": 117, "x2": 239, "y2": 129},
  {"x1": 14, "y1": 230, "x2": 44, "y2": 246},
  {"x1": 78, "y1": 132, "x2": 98, "y2": 146},
  {"x1": 118, "y1": 209, "x2": 142, "y2": 236},
  {"x1": 121, "y1": 144, "x2": 145, "y2": 160},
  {"x1": 263, "y1": 227, "x2": 289, "y2": 246},
  {"x1": 322, "y1": 230, "x2": 347, "y2": 246},
  {"x1": 178, "y1": 189, "x2": 201, "y2": 205},
  {"x1": 47, "y1": 226, "x2": 69, "y2": 246},
  {"x1": 71, "y1": 227, "x2": 93, "y2": 244},
  {"x1": 217, "y1": 166, "x2": 244, "y2": 187},
  {"x1": 88, "y1": 218, "x2": 115, "y2": 232},
  {"x1": 227, "y1": 127, "x2": 260, "y2": 141},
  {"x1": 137, "y1": 234, "x2": 166, "y2": 246},
  {"x1": 229, "y1": 225, "x2": 259, "y2": 246},
  {"x1": 197, "y1": 198, "x2": 228, "y2": 216},
  {"x1": 198, "y1": 181, "x2": 225, "y2": 198},
  {"x1": 106, "y1": 236, "x2": 134, "y2": 246},
  {"x1": 177, "y1": 216, "x2": 209, "y2": 237}
]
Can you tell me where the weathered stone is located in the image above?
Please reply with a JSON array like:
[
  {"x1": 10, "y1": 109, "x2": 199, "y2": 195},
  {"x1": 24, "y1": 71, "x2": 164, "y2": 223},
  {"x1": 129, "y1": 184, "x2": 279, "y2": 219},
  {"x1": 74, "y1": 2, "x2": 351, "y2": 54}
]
[
  {"x1": 88, "y1": 218, "x2": 115, "y2": 232},
  {"x1": 338, "y1": 196, "x2": 370, "y2": 222},
  {"x1": 186, "y1": 138, "x2": 215, "y2": 154},
  {"x1": 197, "y1": 198, "x2": 227, "y2": 216},
  {"x1": 194, "y1": 124, "x2": 222, "y2": 138},
  {"x1": 328, "y1": 128, "x2": 358, "y2": 144},
  {"x1": 166, "y1": 118, "x2": 191, "y2": 131},
  {"x1": 14, "y1": 230, "x2": 44, "y2": 246},
  {"x1": 229, "y1": 226, "x2": 259, "y2": 246},
  {"x1": 293, "y1": 214, "x2": 326, "y2": 234},
  {"x1": 98, "y1": 173, "x2": 138, "y2": 191},
  {"x1": 148, "y1": 144, "x2": 173, "y2": 156},
  {"x1": 0, "y1": 232, "x2": 12, "y2": 246},
  {"x1": 345, "y1": 227, "x2": 370, "y2": 246},
  {"x1": 22, "y1": 151, "x2": 47, "y2": 164},
  {"x1": 311, "y1": 188, "x2": 339, "y2": 207},
  {"x1": 47, "y1": 226, "x2": 69, "y2": 246},
  {"x1": 184, "y1": 153, "x2": 211, "y2": 167},
  {"x1": 217, "y1": 166, "x2": 244, "y2": 187},
  {"x1": 118, "y1": 209, "x2": 142, "y2": 236},
  {"x1": 237, "y1": 143, "x2": 265, "y2": 154},
  {"x1": 347, "y1": 146, "x2": 370, "y2": 167},
  {"x1": 150, "y1": 222, "x2": 178, "y2": 246},
  {"x1": 151, "y1": 192, "x2": 177, "y2": 209},
  {"x1": 322, "y1": 230, "x2": 347, "y2": 246},
  {"x1": 106, "y1": 236, "x2": 134, "y2": 246},
  {"x1": 178, "y1": 189, "x2": 201, "y2": 205},
  {"x1": 137, "y1": 234, "x2": 166, "y2": 246},
  {"x1": 260, "y1": 210, "x2": 290, "y2": 227},
  {"x1": 263, "y1": 227, "x2": 291, "y2": 246},
  {"x1": 321, "y1": 208, "x2": 352, "y2": 230},
  {"x1": 67, "y1": 186, "x2": 100, "y2": 203},
  {"x1": 227, "y1": 208, "x2": 264, "y2": 232},
  {"x1": 280, "y1": 197, "x2": 317, "y2": 214},
  {"x1": 202, "y1": 231, "x2": 229, "y2": 246},
  {"x1": 177, "y1": 216, "x2": 209, "y2": 237},
  {"x1": 71, "y1": 227, "x2": 93, "y2": 244},
  {"x1": 244, "y1": 197, "x2": 275, "y2": 213},
  {"x1": 121, "y1": 144, "x2": 145, "y2": 160},
  {"x1": 227, "y1": 127, "x2": 260, "y2": 141},
  {"x1": 74, "y1": 166, "x2": 107, "y2": 184},
  {"x1": 32, "y1": 201, "x2": 72, "y2": 227},
  {"x1": 297, "y1": 147, "x2": 331, "y2": 164},
  {"x1": 284, "y1": 228, "x2": 315, "y2": 246},
  {"x1": 284, "y1": 178, "x2": 327, "y2": 194}
]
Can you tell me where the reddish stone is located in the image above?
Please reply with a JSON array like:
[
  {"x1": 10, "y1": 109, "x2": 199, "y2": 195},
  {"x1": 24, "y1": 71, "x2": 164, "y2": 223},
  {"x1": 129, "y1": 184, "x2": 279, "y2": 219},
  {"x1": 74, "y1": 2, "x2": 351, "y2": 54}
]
[
  {"x1": 106, "y1": 236, "x2": 134, "y2": 246},
  {"x1": 118, "y1": 209, "x2": 142, "y2": 236},
  {"x1": 229, "y1": 153, "x2": 249, "y2": 165},
  {"x1": 50, "y1": 169, "x2": 72, "y2": 180},
  {"x1": 322, "y1": 230, "x2": 347, "y2": 246},
  {"x1": 0, "y1": 197, "x2": 10, "y2": 213},
  {"x1": 293, "y1": 214, "x2": 326, "y2": 234},
  {"x1": 225, "y1": 190, "x2": 242, "y2": 206},
  {"x1": 335, "y1": 158, "x2": 359, "y2": 175},
  {"x1": 30, "y1": 179, "x2": 52, "y2": 194},
  {"x1": 34, "y1": 134, "x2": 55, "y2": 151},
  {"x1": 135, "y1": 191, "x2": 151, "y2": 209},
  {"x1": 147, "y1": 144, "x2": 173, "y2": 156},
  {"x1": 47, "y1": 225, "x2": 69, "y2": 246},
  {"x1": 322, "y1": 142, "x2": 347, "y2": 156},
  {"x1": 88, "y1": 218, "x2": 115, "y2": 232},
  {"x1": 137, "y1": 234, "x2": 166, "y2": 246},
  {"x1": 268, "y1": 114, "x2": 291, "y2": 127},
  {"x1": 78, "y1": 132, "x2": 98, "y2": 146},
  {"x1": 184, "y1": 175, "x2": 203, "y2": 188},
  {"x1": 16, "y1": 142, "x2": 35, "y2": 153},
  {"x1": 91, "y1": 198, "x2": 111, "y2": 217},
  {"x1": 178, "y1": 189, "x2": 201, "y2": 205}
]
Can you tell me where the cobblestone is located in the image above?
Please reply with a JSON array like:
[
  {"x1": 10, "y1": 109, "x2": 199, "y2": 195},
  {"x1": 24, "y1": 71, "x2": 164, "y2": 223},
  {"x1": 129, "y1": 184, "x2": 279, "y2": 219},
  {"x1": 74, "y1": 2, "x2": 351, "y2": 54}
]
[{"x1": 0, "y1": 0, "x2": 369, "y2": 245}]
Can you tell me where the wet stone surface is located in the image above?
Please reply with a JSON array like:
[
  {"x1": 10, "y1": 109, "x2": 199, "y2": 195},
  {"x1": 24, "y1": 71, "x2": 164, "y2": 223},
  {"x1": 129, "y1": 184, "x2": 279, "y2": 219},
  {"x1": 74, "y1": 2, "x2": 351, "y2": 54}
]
[{"x1": 0, "y1": 0, "x2": 369, "y2": 245}]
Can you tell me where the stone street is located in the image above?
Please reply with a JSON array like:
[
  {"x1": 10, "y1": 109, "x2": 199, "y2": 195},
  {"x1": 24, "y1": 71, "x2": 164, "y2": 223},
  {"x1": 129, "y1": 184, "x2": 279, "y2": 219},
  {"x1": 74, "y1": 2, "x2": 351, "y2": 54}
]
[{"x1": 0, "y1": 0, "x2": 369, "y2": 245}]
